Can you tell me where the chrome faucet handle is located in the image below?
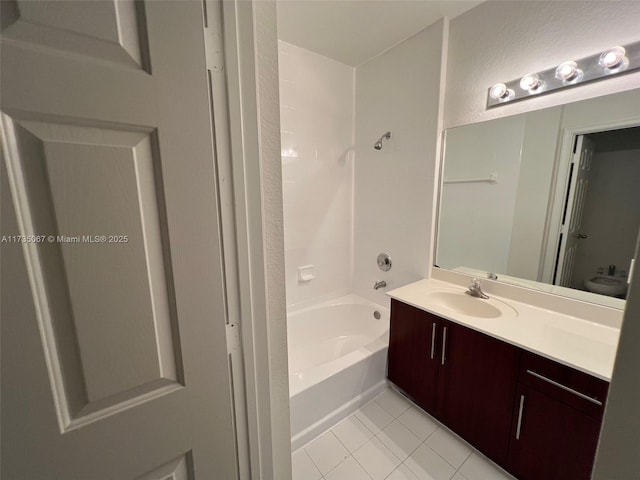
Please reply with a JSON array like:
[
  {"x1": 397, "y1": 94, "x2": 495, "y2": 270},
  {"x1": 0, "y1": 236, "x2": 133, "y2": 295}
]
[{"x1": 467, "y1": 278, "x2": 489, "y2": 299}]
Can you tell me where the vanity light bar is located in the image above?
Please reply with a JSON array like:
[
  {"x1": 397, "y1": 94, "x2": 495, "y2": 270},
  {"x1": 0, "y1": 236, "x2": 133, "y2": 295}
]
[{"x1": 486, "y1": 41, "x2": 640, "y2": 108}]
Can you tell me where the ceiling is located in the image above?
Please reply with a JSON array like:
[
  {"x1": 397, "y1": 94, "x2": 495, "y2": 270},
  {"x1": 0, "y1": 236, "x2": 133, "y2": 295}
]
[{"x1": 276, "y1": 0, "x2": 482, "y2": 66}]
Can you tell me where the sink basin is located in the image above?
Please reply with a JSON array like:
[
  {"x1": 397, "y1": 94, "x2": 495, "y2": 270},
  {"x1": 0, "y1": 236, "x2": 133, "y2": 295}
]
[
  {"x1": 424, "y1": 290, "x2": 517, "y2": 319},
  {"x1": 584, "y1": 275, "x2": 627, "y2": 297}
]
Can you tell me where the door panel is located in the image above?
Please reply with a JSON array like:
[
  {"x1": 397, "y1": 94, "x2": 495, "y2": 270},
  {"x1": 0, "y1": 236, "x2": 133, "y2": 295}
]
[
  {"x1": 508, "y1": 385, "x2": 601, "y2": 480},
  {"x1": 387, "y1": 300, "x2": 439, "y2": 414},
  {"x1": 1, "y1": 0, "x2": 148, "y2": 69},
  {"x1": 437, "y1": 321, "x2": 520, "y2": 465},
  {"x1": 1, "y1": 1, "x2": 237, "y2": 478},
  {"x1": 5, "y1": 119, "x2": 181, "y2": 428},
  {"x1": 136, "y1": 455, "x2": 191, "y2": 480}
]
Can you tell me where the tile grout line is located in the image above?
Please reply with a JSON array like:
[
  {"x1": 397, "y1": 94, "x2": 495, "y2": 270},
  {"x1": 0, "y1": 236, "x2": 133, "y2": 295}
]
[
  {"x1": 333, "y1": 392, "x2": 407, "y2": 480},
  {"x1": 369, "y1": 393, "x2": 444, "y2": 478},
  {"x1": 423, "y1": 430, "x2": 473, "y2": 472},
  {"x1": 453, "y1": 449, "x2": 473, "y2": 477},
  {"x1": 371, "y1": 404, "x2": 473, "y2": 479},
  {"x1": 349, "y1": 447, "x2": 377, "y2": 480},
  {"x1": 328, "y1": 423, "x2": 375, "y2": 480},
  {"x1": 365, "y1": 393, "x2": 454, "y2": 479},
  {"x1": 372, "y1": 419, "x2": 422, "y2": 463},
  {"x1": 300, "y1": 446, "x2": 325, "y2": 480},
  {"x1": 390, "y1": 399, "x2": 481, "y2": 474}
]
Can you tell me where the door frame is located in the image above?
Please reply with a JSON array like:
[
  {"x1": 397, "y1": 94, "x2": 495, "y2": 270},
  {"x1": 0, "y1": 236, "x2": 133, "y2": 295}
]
[
  {"x1": 213, "y1": 1, "x2": 291, "y2": 479},
  {"x1": 539, "y1": 90, "x2": 640, "y2": 284}
]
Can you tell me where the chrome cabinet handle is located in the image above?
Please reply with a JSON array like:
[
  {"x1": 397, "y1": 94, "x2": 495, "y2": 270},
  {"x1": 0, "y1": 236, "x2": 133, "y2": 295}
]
[
  {"x1": 430, "y1": 323, "x2": 437, "y2": 360},
  {"x1": 526, "y1": 370, "x2": 603, "y2": 406},
  {"x1": 441, "y1": 326, "x2": 447, "y2": 366},
  {"x1": 516, "y1": 394, "x2": 525, "y2": 440}
]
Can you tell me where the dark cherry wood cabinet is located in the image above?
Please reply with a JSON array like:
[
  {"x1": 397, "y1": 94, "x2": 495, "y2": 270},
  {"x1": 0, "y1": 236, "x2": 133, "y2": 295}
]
[
  {"x1": 506, "y1": 352, "x2": 609, "y2": 480},
  {"x1": 387, "y1": 299, "x2": 609, "y2": 480},
  {"x1": 436, "y1": 320, "x2": 520, "y2": 466},
  {"x1": 387, "y1": 300, "x2": 440, "y2": 414},
  {"x1": 507, "y1": 385, "x2": 602, "y2": 480},
  {"x1": 388, "y1": 300, "x2": 520, "y2": 465}
]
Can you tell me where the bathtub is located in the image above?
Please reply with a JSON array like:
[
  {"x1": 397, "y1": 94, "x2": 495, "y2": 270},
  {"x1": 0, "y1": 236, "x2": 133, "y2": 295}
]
[{"x1": 287, "y1": 294, "x2": 390, "y2": 450}]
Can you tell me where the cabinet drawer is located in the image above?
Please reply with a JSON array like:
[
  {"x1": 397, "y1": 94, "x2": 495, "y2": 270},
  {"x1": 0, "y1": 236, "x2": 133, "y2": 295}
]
[{"x1": 519, "y1": 352, "x2": 608, "y2": 419}]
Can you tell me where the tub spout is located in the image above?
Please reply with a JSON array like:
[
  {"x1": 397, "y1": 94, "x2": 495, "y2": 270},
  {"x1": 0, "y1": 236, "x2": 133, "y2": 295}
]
[{"x1": 374, "y1": 280, "x2": 387, "y2": 290}]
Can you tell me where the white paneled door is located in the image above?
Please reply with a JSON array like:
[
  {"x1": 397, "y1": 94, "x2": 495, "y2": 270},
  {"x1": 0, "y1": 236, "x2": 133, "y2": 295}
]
[
  {"x1": 1, "y1": 1, "x2": 238, "y2": 478},
  {"x1": 555, "y1": 135, "x2": 595, "y2": 287}
]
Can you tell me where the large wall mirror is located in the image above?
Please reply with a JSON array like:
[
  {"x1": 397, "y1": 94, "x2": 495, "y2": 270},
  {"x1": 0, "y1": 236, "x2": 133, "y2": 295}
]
[{"x1": 435, "y1": 88, "x2": 640, "y2": 309}]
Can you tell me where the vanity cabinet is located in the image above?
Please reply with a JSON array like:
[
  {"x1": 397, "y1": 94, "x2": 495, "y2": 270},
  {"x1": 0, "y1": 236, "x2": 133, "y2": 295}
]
[
  {"x1": 507, "y1": 352, "x2": 609, "y2": 480},
  {"x1": 436, "y1": 319, "x2": 520, "y2": 465},
  {"x1": 387, "y1": 299, "x2": 609, "y2": 480},
  {"x1": 388, "y1": 300, "x2": 520, "y2": 465}
]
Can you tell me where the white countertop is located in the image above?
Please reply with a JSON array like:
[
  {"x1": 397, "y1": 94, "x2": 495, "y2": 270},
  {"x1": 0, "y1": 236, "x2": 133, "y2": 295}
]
[{"x1": 387, "y1": 279, "x2": 620, "y2": 381}]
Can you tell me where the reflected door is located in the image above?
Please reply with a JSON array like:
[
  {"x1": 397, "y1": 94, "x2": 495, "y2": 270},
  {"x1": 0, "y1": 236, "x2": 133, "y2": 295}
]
[
  {"x1": 1, "y1": 1, "x2": 237, "y2": 478},
  {"x1": 555, "y1": 135, "x2": 595, "y2": 287}
]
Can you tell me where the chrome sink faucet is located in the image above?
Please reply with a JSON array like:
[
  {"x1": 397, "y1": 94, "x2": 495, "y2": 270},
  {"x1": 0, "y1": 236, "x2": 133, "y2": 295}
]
[
  {"x1": 466, "y1": 278, "x2": 489, "y2": 299},
  {"x1": 374, "y1": 280, "x2": 387, "y2": 290}
]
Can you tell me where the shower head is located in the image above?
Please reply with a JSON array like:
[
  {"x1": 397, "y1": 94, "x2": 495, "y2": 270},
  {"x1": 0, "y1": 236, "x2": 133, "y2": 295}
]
[{"x1": 374, "y1": 131, "x2": 391, "y2": 150}]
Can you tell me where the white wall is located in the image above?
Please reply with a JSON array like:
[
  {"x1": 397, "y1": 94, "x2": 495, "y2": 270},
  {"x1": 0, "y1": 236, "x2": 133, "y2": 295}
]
[
  {"x1": 445, "y1": 1, "x2": 640, "y2": 129},
  {"x1": 353, "y1": 20, "x2": 446, "y2": 305},
  {"x1": 278, "y1": 41, "x2": 355, "y2": 309},
  {"x1": 570, "y1": 148, "x2": 640, "y2": 290},
  {"x1": 593, "y1": 232, "x2": 640, "y2": 478}
]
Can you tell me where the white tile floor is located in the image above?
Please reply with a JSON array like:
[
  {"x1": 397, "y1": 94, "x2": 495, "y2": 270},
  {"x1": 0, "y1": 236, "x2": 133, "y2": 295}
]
[{"x1": 292, "y1": 388, "x2": 516, "y2": 480}]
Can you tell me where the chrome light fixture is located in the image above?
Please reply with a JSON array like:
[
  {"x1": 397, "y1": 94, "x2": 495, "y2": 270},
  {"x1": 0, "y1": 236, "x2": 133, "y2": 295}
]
[{"x1": 487, "y1": 41, "x2": 640, "y2": 108}]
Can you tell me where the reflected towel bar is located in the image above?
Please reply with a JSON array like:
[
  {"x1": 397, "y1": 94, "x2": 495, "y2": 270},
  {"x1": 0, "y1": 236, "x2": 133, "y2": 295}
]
[{"x1": 443, "y1": 173, "x2": 499, "y2": 185}]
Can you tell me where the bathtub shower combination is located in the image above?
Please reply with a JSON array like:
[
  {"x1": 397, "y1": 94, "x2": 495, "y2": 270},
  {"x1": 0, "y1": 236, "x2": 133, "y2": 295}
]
[{"x1": 287, "y1": 294, "x2": 390, "y2": 450}]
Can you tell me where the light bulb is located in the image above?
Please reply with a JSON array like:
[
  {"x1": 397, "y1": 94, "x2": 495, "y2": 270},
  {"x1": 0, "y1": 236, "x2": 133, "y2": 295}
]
[
  {"x1": 519, "y1": 73, "x2": 542, "y2": 92},
  {"x1": 489, "y1": 83, "x2": 514, "y2": 102},
  {"x1": 555, "y1": 61, "x2": 582, "y2": 83},
  {"x1": 599, "y1": 46, "x2": 628, "y2": 70},
  {"x1": 489, "y1": 83, "x2": 507, "y2": 99}
]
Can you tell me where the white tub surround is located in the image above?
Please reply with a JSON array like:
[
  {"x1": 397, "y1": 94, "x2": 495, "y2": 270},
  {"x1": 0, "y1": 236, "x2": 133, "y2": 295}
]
[
  {"x1": 278, "y1": 41, "x2": 355, "y2": 310},
  {"x1": 388, "y1": 278, "x2": 621, "y2": 381},
  {"x1": 287, "y1": 294, "x2": 389, "y2": 450}
]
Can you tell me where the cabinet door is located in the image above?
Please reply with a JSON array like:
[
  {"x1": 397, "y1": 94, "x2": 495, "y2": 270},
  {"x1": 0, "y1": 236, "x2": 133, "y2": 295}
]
[
  {"x1": 387, "y1": 300, "x2": 439, "y2": 414},
  {"x1": 508, "y1": 385, "x2": 601, "y2": 480},
  {"x1": 437, "y1": 321, "x2": 520, "y2": 465}
]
